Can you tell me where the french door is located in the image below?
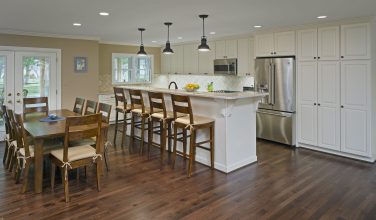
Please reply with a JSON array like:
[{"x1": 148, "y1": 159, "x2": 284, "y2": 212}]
[{"x1": 0, "y1": 49, "x2": 60, "y2": 137}]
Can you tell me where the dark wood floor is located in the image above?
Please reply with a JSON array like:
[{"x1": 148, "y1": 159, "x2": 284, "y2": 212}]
[{"x1": 1, "y1": 126, "x2": 376, "y2": 220}]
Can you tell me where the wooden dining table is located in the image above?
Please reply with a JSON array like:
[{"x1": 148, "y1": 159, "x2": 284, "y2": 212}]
[{"x1": 23, "y1": 109, "x2": 108, "y2": 193}]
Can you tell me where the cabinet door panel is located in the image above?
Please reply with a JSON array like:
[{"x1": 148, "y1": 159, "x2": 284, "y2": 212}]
[
  {"x1": 226, "y1": 39, "x2": 238, "y2": 59},
  {"x1": 215, "y1": 40, "x2": 226, "y2": 59},
  {"x1": 341, "y1": 109, "x2": 369, "y2": 156},
  {"x1": 341, "y1": 61, "x2": 369, "y2": 110},
  {"x1": 298, "y1": 104, "x2": 318, "y2": 145},
  {"x1": 297, "y1": 29, "x2": 317, "y2": 61},
  {"x1": 255, "y1": 34, "x2": 274, "y2": 57},
  {"x1": 170, "y1": 45, "x2": 184, "y2": 74},
  {"x1": 341, "y1": 23, "x2": 370, "y2": 60},
  {"x1": 183, "y1": 44, "x2": 198, "y2": 74},
  {"x1": 318, "y1": 26, "x2": 339, "y2": 60},
  {"x1": 318, "y1": 61, "x2": 339, "y2": 107},
  {"x1": 237, "y1": 38, "x2": 250, "y2": 76},
  {"x1": 198, "y1": 42, "x2": 215, "y2": 74},
  {"x1": 161, "y1": 48, "x2": 172, "y2": 74},
  {"x1": 274, "y1": 31, "x2": 295, "y2": 56},
  {"x1": 318, "y1": 106, "x2": 340, "y2": 151},
  {"x1": 298, "y1": 62, "x2": 317, "y2": 105}
]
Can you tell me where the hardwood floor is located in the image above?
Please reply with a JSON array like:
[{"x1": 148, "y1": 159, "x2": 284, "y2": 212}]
[{"x1": 1, "y1": 126, "x2": 376, "y2": 220}]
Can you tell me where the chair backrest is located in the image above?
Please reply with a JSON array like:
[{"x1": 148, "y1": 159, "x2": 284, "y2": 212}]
[
  {"x1": 97, "y1": 103, "x2": 112, "y2": 123},
  {"x1": 84, "y1": 100, "x2": 98, "y2": 115},
  {"x1": 14, "y1": 113, "x2": 32, "y2": 157},
  {"x1": 23, "y1": 97, "x2": 49, "y2": 116},
  {"x1": 129, "y1": 90, "x2": 145, "y2": 112},
  {"x1": 1, "y1": 105, "x2": 10, "y2": 136},
  {"x1": 148, "y1": 92, "x2": 167, "y2": 117},
  {"x1": 6, "y1": 109, "x2": 17, "y2": 141},
  {"x1": 170, "y1": 94, "x2": 194, "y2": 123},
  {"x1": 73, "y1": 97, "x2": 85, "y2": 115},
  {"x1": 63, "y1": 113, "x2": 102, "y2": 162},
  {"x1": 113, "y1": 87, "x2": 127, "y2": 109}
]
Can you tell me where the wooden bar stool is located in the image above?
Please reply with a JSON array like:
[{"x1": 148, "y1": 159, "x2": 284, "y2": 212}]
[
  {"x1": 113, "y1": 87, "x2": 132, "y2": 147},
  {"x1": 147, "y1": 92, "x2": 175, "y2": 164},
  {"x1": 170, "y1": 94, "x2": 215, "y2": 177},
  {"x1": 129, "y1": 89, "x2": 152, "y2": 155}
]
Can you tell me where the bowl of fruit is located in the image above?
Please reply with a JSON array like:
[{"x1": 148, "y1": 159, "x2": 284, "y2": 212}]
[{"x1": 184, "y1": 83, "x2": 200, "y2": 92}]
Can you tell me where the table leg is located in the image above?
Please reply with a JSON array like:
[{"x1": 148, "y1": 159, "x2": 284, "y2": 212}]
[
  {"x1": 34, "y1": 138, "x2": 44, "y2": 193},
  {"x1": 99, "y1": 128, "x2": 106, "y2": 175}
]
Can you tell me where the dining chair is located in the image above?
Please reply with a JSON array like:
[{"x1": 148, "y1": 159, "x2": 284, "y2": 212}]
[
  {"x1": 113, "y1": 87, "x2": 132, "y2": 147},
  {"x1": 3, "y1": 106, "x2": 17, "y2": 171},
  {"x1": 50, "y1": 113, "x2": 103, "y2": 202},
  {"x1": 23, "y1": 97, "x2": 49, "y2": 117},
  {"x1": 6, "y1": 109, "x2": 18, "y2": 172},
  {"x1": 84, "y1": 100, "x2": 98, "y2": 115},
  {"x1": 73, "y1": 97, "x2": 85, "y2": 115},
  {"x1": 2, "y1": 105, "x2": 13, "y2": 166},
  {"x1": 97, "y1": 103, "x2": 112, "y2": 170}
]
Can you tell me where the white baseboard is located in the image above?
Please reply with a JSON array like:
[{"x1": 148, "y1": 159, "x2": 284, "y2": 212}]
[{"x1": 195, "y1": 155, "x2": 258, "y2": 173}]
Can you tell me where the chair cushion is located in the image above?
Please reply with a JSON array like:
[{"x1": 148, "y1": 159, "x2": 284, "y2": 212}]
[
  {"x1": 131, "y1": 107, "x2": 151, "y2": 115},
  {"x1": 116, "y1": 103, "x2": 132, "y2": 111},
  {"x1": 151, "y1": 111, "x2": 186, "y2": 120},
  {"x1": 175, "y1": 115, "x2": 214, "y2": 126},
  {"x1": 19, "y1": 145, "x2": 35, "y2": 157},
  {"x1": 50, "y1": 145, "x2": 97, "y2": 163}
]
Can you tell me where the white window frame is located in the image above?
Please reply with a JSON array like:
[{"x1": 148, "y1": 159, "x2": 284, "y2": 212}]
[{"x1": 112, "y1": 53, "x2": 153, "y2": 85}]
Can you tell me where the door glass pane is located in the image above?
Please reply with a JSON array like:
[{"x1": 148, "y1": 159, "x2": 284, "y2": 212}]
[
  {"x1": 0, "y1": 56, "x2": 5, "y2": 134},
  {"x1": 22, "y1": 56, "x2": 50, "y2": 98}
]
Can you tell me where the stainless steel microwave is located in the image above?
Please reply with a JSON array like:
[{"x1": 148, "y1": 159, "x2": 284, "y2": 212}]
[{"x1": 214, "y1": 59, "x2": 237, "y2": 75}]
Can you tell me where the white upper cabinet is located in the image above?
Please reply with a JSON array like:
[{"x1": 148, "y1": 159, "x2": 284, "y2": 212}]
[
  {"x1": 237, "y1": 38, "x2": 251, "y2": 76},
  {"x1": 198, "y1": 42, "x2": 215, "y2": 74},
  {"x1": 255, "y1": 33, "x2": 274, "y2": 57},
  {"x1": 170, "y1": 45, "x2": 184, "y2": 74},
  {"x1": 215, "y1": 40, "x2": 238, "y2": 59},
  {"x1": 274, "y1": 31, "x2": 295, "y2": 56},
  {"x1": 183, "y1": 44, "x2": 199, "y2": 74},
  {"x1": 297, "y1": 29, "x2": 317, "y2": 61},
  {"x1": 249, "y1": 38, "x2": 255, "y2": 76},
  {"x1": 318, "y1": 26, "x2": 340, "y2": 60},
  {"x1": 297, "y1": 26, "x2": 339, "y2": 61},
  {"x1": 255, "y1": 31, "x2": 295, "y2": 57},
  {"x1": 341, "y1": 23, "x2": 370, "y2": 60},
  {"x1": 161, "y1": 48, "x2": 172, "y2": 74}
]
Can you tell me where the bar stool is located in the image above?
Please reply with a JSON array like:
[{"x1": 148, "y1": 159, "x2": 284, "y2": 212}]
[
  {"x1": 170, "y1": 94, "x2": 215, "y2": 177},
  {"x1": 147, "y1": 92, "x2": 175, "y2": 164},
  {"x1": 129, "y1": 89, "x2": 153, "y2": 155},
  {"x1": 113, "y1": 87, "x2": 132, "y2": 147}
]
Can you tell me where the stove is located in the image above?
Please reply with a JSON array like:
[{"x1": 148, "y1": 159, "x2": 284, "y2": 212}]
[{"x1": 213, "y1": 90, "x2": 239, "y2": 93}]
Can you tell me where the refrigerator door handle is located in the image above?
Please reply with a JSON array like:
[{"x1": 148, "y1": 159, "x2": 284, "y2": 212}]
[
  {"x1": 268, "y1": 63, "x2": 273, "y2": 105},
  {"x1": 257, "y1": 110, "x2": 293, "y2": 117}
]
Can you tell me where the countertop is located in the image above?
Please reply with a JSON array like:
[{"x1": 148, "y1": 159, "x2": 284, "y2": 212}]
[{"x1": 113, "y1": 86, "x2": 267, "y2": 100}]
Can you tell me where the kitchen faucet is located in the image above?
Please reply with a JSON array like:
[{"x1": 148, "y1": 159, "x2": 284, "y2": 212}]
[{"x1": 168, "y1": 81, "x2": 178, "y2": 90}]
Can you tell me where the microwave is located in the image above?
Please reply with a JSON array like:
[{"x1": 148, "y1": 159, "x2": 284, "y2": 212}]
[{"x1": 214, "y1": 58, "x2": 237, "y2": 75}]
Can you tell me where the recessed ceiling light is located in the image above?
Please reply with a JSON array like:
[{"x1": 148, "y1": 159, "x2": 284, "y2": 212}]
[
  {"x1": 152, "y1": 40, "x2": 158, "y2": 43},
  {"x1": 73, "y1": 23, "x2": 82, "y2": 27},
  {"x1": 254, "y1": 25, "x2": 262, "y2": 28},
  {"x1": 209, "y1": 32, "x2": 216, "y2": 35},
  {"x1": 99, "y1": 12, "x2": 110, "y2": 16},
  {"x1": 177, "y1": 37, "x2": 183, "y2": 39},
  {"x1": 317, "y1": 16, "x2": 327, "y2": 19}
]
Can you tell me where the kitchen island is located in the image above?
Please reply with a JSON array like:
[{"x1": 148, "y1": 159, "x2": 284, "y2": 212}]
[{"x1": 120, "y1": 86, "x2": 266, "y2": 173}]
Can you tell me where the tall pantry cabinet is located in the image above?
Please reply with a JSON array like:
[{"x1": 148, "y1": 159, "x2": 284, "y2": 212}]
[{"x1": 297, "y1": 22, "x2": 373, "y2": 161}]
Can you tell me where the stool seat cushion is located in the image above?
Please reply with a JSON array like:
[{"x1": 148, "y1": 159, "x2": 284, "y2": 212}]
[
  {"x1": 151, "y1": 111, "x2": 186, "y2": 120},
  {"x1": 175, "y1": 115, "x2": 214, "y2": 126},
  {"x1": 116, "y1": 103, "x2": 132, "y2": 112},
  {"x1": 19, "y1": 145, "x2": 35, "y2": 157},
  {"x1": 131, "y1": 107, "x2": 151, "y2": 115},
  {"x1": 50, "y1": 145, "x2": 97, "y2": 163}
]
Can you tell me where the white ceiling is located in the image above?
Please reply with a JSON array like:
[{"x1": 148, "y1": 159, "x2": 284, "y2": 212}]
[{"x1": 0, "y1": 0, "x2": 375, "y2": 46}]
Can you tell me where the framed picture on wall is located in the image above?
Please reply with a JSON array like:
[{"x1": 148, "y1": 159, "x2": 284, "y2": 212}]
[{"x1": 74, "y1": 56, "x2": 88, "y2": 73}]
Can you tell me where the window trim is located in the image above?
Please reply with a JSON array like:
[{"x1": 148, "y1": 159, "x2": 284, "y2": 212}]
[{"x1": 111, "y1": 53, "x2": 154, "y2": 85}]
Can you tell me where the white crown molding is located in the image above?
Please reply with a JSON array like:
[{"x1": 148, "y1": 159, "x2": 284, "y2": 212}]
[{"x1": 0, "y1": 28, "x2": 100, "y2": 41}]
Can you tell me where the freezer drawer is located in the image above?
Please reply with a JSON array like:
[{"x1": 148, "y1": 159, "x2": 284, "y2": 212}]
[{"x1": 256, "y1": 110, "x2": 295, "y2": 146}]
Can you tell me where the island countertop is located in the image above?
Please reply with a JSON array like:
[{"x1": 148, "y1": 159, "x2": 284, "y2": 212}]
[{"x1": 118, "y1": 85, "x2": 267, "y2": 100}]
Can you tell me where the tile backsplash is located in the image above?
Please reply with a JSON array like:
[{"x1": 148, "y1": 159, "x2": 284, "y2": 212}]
[{"x1": 99, "y1": 73, "x2": 254, "y2": 93}]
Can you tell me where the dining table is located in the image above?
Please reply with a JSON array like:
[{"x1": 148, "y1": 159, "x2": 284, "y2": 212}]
[{"x1": 23, "y1": 109, "x2": 108, "y2": 193}]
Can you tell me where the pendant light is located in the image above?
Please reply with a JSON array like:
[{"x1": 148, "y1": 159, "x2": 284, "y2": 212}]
[
  {"x1": 163, "y1": 22, "x2": 174, "y2": 54},
  {"x1": 137, "y1": 28, "x2": 147, "y2": 56},
  {"x1": 197, "y1": 14, "x2": 210, "y2": 52}
]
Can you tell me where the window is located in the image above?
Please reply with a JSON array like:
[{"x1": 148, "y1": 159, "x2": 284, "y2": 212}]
[{"x1": 112, "y1": 53, "x2": 153, "y2": 84}]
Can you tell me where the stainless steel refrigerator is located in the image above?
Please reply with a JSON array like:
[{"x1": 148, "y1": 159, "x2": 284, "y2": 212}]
[{"x1": 255, "y1": 57, "x2": 296, "y2": 146}]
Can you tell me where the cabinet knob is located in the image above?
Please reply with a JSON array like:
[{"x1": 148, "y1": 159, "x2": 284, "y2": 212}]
[
  {"x1": 314, "y1": 103, "x2": 317, "y2": 106},
  {"x1": 318, "y1": 103, "x2": 321, "y2": 106},
  {"x1": 317, "y1": 57, "x2": 321, "y2": 59},
  {"x1": 274, "y1": 52, "x2": 277, "y2": 55},
  {"x1": 341, "y1": 105, "x2": 344, "y2": 108},
  {"x1": 314, "y1": 57, "x2": 316, "y2": 59},
  {"x1": 341, "y1": 56, "x2": 344, "y2": 59}
]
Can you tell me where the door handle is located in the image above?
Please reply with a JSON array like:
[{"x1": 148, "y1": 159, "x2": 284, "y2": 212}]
[
  {"x1": 7, "y1": 100, "x2": 12, "y2": 104},
  {"x1": 17, "y1": 92, "x2": 21, "y2": 96},
  {"x1": 8, "y1": 93, "x2": 12, "y2": 96},
  {"x1": 16, "y1": 100, "x2": 21, "y2": 103}
]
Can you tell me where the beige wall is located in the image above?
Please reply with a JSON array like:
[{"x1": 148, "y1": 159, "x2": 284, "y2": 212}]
[
  {"x1": 0, "y1": 33, "x2": 99, "y2": 109},
  {"x1": 98, "y1": 43, "x2": 161, "y2": 92}
]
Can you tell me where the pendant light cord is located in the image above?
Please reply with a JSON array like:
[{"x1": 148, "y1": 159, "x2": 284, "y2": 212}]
[
  {"x1": 202, "y1": 17, "x2": 206, "y2": 38},
  {"x1": 167, "y1": 25, "x2": 170, "y2": 43},
  {"x1": 141, "y1": 30, "x2": 144, "y2": 45}
]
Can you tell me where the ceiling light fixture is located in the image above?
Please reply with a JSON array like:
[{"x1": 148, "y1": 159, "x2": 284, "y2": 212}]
[
  {"x1": 73, "y1": 23, "x2": 82, "y2": 27},
  {"x1": 99, "y1": 12, "x2": 109, "y2": 16},
  {"x1": 209, "y1": 31, "x2": 216, "y2": 35},
  {"x1": 254, "y1": 25, "x2": 262, "y2": 28},
  {"x1": 163, "y1": 22, "x2": 174, "y2": 55},
  {"x1": 317, "y1": 16, "x2": 327, "y2": 19},
  {"x1": 177, "y1": 37, "x2": 183, "y2": 40},
  {"x1": 152, "y1": 40, "x2": 158, "y2": 43},
  {"x1": 137, "y1": 28, "x2": 147, "y2": 57},
  {"x1": 197, "y1": 14, "x2": 210, "y2": 52}
]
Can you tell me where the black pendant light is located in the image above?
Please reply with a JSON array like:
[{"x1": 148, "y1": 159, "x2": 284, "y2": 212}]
[
  {"x1": 163, "y1": 22, "x2": 174, "y2": 54},
  {"x1": 137, "y1": 28, "x2": 147, "y2": 56},
  {"x1": 198, "y1": 14, "x2": 210, "y2": 52}
]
